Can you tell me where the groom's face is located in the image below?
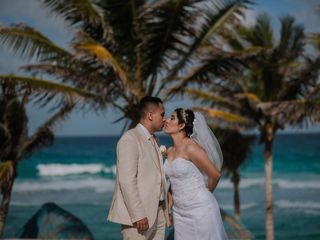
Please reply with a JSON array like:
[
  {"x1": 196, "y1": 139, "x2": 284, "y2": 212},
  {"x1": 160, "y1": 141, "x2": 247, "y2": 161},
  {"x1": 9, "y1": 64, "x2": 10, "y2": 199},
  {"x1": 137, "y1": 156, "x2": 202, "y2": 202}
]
[{"x1": 151, "y1": 103, "x2": 166, "y2": 131}]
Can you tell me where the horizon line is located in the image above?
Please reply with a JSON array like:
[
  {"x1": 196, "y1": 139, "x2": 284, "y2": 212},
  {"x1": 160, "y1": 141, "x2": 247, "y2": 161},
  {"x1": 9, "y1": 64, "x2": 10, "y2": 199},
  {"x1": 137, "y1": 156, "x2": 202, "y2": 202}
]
[{"x1": 55, "y1": 131, "x2": 320, "y2": 138}]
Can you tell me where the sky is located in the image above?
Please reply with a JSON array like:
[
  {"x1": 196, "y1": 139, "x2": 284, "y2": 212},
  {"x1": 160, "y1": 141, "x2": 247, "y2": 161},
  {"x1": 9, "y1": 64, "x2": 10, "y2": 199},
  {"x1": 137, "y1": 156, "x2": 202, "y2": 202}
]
[{"x1": 0, "y1": 0, "x2": 319, "y2": 136}]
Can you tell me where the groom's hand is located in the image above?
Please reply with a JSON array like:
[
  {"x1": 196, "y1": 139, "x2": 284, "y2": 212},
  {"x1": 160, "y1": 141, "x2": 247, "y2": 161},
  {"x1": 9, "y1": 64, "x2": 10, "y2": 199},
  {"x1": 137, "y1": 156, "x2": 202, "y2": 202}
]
[{"x1": 134, "y1": 217, "x2": 149, "y2": 232}]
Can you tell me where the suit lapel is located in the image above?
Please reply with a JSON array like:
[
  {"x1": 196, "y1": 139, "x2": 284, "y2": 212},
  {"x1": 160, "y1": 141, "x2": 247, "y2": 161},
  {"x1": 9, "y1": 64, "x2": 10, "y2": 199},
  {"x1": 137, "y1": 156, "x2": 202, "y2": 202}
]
[{"x1": 134, "y1": 125, "x2": 161, "y2": 170}]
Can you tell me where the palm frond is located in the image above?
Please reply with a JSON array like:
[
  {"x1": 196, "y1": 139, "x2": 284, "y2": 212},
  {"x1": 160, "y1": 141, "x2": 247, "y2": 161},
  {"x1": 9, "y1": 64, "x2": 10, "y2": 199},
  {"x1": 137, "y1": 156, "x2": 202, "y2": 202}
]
[
  {"x1": 40, "y1": 103, "x2": 75, "y2": 130},
  {"x1": 167, "y1": 52, "x2": 243, "y2": 94},
  {"x1": 163, "y1": 44, "x2": 266, "y2": 99},
  {"x1": 275, "y1": 15, "x2": 304, "y2": 60},
  {"x1": 194, "y1": 106, "x2": 253, "y2": 125},
  {"x1": 3, "y1": 99, "x2": 28, "y2": 152},
  {"x1": 0, "y1": 75, "x2": 100, "y2": 104},
  {"x1": 223, "y1": 31, "x2": 246, "y2": 51},
  {"x1": 21, "y1": 62, "x2": 119, "y2": 102},
  {"x1": 140, "y1": 0, "x2": 197, "y2": 81},
  {"x1": 42, "y1": 0, "x2": 104, "y2": 29},
  {"x1": 165, "y1": 0, "x2": 251, "y2": 81},
  {"x1": 234, "y1": 92, "x2": 261, "y2": 103},
  {"x1": 22, "y1": 103, "x2": 74, "y2": 158},
  {"x1": 308, "y1": 33, "x2": 320, "y2": 50},
  {"x1": 0, "y1": 24, "x2": 72, "y2": 62},
  {"x1": 72, "y1": 33, "x2": 129, "y2": 87},
  {"x1": 258, "y1": 99, "x2": 320, "y2": 125},
  {"x1": 22, "y1": 127, "x2": 54, "y2": 159},
  {"x1": 200, "y1": 0, "x2": 251, "y2": 44},
  {"x1": 278, "y1": 57, "x2": 320, "y2": 100},
  {"x1": 233, "y1": 12, "x2": 307, "y2": 102},
  {"x1": 97, "y1": 0, "x2": 146, "y2": 65},
  {"x1": 218, "y1": 129, "x2": 255, "y2": 172},
  {"x1": 239, "y1": 12, "x2": 274, "y2": 47},
  {"x1": 185, "y1": 88, "x2": 240, "y2": 109},
  {"x1": 0, "y1": 123, "x2": 11, "y2": 159},
  {"x1": 0, "y1": 161, "x2": 14, "y2": 191}
]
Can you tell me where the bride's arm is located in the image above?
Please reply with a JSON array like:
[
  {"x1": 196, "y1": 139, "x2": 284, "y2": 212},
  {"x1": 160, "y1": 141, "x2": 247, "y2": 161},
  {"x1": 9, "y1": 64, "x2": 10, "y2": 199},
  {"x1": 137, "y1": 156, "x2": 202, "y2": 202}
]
[
  {"x1": 207, "y1": 178, "x2": 216, "y2": 192},
  {"x1": 186, "y1": 143, "x2": 221, "y2": 191}
]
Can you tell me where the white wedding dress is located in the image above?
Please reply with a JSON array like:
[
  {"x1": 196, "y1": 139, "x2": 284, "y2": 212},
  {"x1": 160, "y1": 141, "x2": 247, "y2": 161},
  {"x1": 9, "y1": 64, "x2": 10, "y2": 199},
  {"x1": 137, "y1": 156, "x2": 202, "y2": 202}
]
[{"x1": 164, "y1": 157, "x2": 228, "y2": 240}]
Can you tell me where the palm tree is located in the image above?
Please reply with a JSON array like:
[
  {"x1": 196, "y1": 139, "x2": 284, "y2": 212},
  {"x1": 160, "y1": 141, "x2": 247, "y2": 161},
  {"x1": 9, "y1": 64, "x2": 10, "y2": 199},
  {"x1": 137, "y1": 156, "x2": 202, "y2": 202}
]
[
  {"x1": 0, "y1": 77, "x2": 96, "y2": 237},
  {"x1": 182, "y1": 13, "x2": 320, "y2": 240},
  {"x1": 0, "y1": 0, "x2": 251, "y2": 130},
  {"x1": 216, "y1": 128, "x2": 255, "y2": 219},
  {"x1": 309, "y1": 33, "x2": 320, "y2": 51}
]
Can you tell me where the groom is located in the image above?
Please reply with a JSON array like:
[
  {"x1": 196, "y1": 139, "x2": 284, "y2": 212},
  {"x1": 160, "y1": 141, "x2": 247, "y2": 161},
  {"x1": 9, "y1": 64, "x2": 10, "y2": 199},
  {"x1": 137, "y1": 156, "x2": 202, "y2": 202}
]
[{"x1": 108, "y1": 96, "x2": 169, "y2": 240}]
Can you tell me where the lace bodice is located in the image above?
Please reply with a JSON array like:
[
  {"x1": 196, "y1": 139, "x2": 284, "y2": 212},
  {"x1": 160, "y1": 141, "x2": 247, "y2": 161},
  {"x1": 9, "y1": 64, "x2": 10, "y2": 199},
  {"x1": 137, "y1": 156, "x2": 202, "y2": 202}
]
[
  {"x1": 163, "y1": 157, "x2": 228, "y2": 240},
  {"x1": 164, "y1": 157, "x2": 209, "y2": 209}
]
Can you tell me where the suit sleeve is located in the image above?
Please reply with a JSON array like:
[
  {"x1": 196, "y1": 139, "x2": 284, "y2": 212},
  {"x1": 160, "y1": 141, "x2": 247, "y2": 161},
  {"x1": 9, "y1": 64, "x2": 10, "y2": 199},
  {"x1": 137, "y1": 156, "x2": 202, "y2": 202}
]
[{"x1": 117, "y1": 133, "x2": 146, "y2": 223}]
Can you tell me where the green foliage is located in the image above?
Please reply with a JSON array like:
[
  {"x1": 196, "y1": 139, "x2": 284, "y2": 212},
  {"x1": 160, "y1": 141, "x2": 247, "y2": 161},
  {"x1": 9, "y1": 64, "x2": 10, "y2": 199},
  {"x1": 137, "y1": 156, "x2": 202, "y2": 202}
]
[
  {"x1": 188, "y1": 13, "x2": 320, "y2": 135},
  {"x1": 0, "y1": 0, "x2": 252, "y2": 128}
]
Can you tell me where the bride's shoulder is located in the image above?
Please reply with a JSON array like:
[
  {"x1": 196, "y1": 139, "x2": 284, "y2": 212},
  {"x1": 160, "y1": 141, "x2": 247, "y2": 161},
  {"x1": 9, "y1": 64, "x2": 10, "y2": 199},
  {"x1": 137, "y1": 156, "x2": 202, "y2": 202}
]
[
  {"x1": 185, "y1": 139, "x2": 203, "y2": 154},
  {"x1": 184, "y1": 138, "x2": 197, "y2": 147},
  {"x1": 166, "y1": 147, "x2": 174, "y2": 159}
]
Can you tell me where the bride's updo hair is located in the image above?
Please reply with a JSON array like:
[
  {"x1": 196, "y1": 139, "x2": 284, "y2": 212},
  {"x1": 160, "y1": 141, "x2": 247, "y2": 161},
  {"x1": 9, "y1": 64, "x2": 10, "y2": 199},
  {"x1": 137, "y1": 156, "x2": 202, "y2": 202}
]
[{"x1": 175, "y1": 108, "x2": 195, "y2": 137}]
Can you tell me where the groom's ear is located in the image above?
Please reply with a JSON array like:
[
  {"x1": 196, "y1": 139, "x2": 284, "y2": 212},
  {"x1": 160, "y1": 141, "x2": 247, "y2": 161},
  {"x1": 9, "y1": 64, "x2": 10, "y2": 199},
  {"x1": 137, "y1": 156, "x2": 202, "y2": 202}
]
[{"x1": 147, "y1": 111, "x2": 153, "y2": 121}]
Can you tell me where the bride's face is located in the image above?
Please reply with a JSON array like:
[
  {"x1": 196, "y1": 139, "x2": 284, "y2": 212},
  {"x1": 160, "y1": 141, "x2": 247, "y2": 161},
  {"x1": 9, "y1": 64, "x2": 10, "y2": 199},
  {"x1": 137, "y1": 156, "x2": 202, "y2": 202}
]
[{"x1": 165, "y1": 112, "x2": 184, "y2": 134}]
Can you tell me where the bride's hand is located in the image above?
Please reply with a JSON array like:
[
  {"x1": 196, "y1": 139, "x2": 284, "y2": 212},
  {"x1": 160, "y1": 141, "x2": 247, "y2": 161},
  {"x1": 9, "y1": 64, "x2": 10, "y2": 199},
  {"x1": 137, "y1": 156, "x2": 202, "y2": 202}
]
[
  {"x1": 169, "y1": 212, "x2": 173, "y2": 225},
  {"x1": 207, "y1": 177, "x2": 218, "y2": 192},
  {"x1": 167, "y1": 192, "x2": 173, "y2": 209}
]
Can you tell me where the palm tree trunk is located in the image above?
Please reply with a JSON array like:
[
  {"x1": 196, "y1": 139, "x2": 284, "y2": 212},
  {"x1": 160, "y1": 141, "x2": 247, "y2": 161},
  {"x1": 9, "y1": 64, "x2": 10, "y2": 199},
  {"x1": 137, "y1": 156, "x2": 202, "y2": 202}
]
[
  {"x1": 0, "y1": 178, "x2": 14, "y2": 237},
  {"x1": 264, "y1": 126, "x2": 274, "y2": 240},
  {"x1": 232, "y1": 171, "x2": 240, "y2": 219}
]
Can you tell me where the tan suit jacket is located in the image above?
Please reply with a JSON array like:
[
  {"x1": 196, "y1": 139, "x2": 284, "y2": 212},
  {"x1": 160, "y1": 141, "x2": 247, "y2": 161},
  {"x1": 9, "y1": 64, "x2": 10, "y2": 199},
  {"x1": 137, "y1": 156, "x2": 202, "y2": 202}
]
[{"x1": 108, "y1": 125, "x2": 169, "y2": 227}]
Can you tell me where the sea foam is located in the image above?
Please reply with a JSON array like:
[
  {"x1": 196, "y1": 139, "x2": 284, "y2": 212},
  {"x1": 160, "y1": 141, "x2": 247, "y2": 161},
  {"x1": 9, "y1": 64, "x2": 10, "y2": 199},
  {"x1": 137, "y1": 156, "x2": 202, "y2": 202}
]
[
  {"x1": 275, "y1": 200, "x2": 320, "y2": 210},
  {"x1": 220, "y1": 202, "x2": 257, "y2": 211},
  {"x1": 37, "y1": 163, "x2": 116, "y2": 176},
  {"x1": 13, "y1": 178, "x2": 115, "y2": 193},
  {"x1": 218, "y1": 178, "x2": 320, "y2": 190}
]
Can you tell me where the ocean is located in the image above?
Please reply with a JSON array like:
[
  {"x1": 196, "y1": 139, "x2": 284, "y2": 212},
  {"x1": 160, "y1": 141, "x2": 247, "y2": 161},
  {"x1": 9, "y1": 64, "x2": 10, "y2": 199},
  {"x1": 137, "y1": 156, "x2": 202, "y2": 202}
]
[{"x1": 4, "y1": 133, "x2": 320, "y2": 239}]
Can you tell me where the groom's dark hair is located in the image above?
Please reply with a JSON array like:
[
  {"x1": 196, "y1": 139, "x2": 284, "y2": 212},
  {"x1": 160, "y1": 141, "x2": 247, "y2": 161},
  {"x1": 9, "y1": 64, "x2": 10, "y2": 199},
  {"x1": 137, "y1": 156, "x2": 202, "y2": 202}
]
[{"x1": 139, "y1": 96, "x2": 163, "y2": 119}]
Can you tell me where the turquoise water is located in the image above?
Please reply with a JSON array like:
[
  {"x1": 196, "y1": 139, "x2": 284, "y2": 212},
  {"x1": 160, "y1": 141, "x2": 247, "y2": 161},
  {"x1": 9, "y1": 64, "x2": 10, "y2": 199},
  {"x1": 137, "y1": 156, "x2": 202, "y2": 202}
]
[{"x1": 4, "y1": 134, "x2": 320, "y2": 239}]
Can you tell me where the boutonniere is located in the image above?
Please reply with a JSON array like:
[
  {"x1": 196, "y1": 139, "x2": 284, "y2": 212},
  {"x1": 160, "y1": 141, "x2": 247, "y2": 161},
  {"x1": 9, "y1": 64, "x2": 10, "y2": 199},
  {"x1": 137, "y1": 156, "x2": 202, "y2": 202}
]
[{"x1": 159, "y1": 145, "x2": 167, "y2": 159}]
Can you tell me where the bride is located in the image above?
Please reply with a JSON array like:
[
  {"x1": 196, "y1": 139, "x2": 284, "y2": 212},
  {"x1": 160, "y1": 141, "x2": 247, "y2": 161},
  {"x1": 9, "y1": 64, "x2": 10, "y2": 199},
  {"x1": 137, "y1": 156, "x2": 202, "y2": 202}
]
[{"x1": 164, "y1": 108, "x2": 228, "y2": 240}]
